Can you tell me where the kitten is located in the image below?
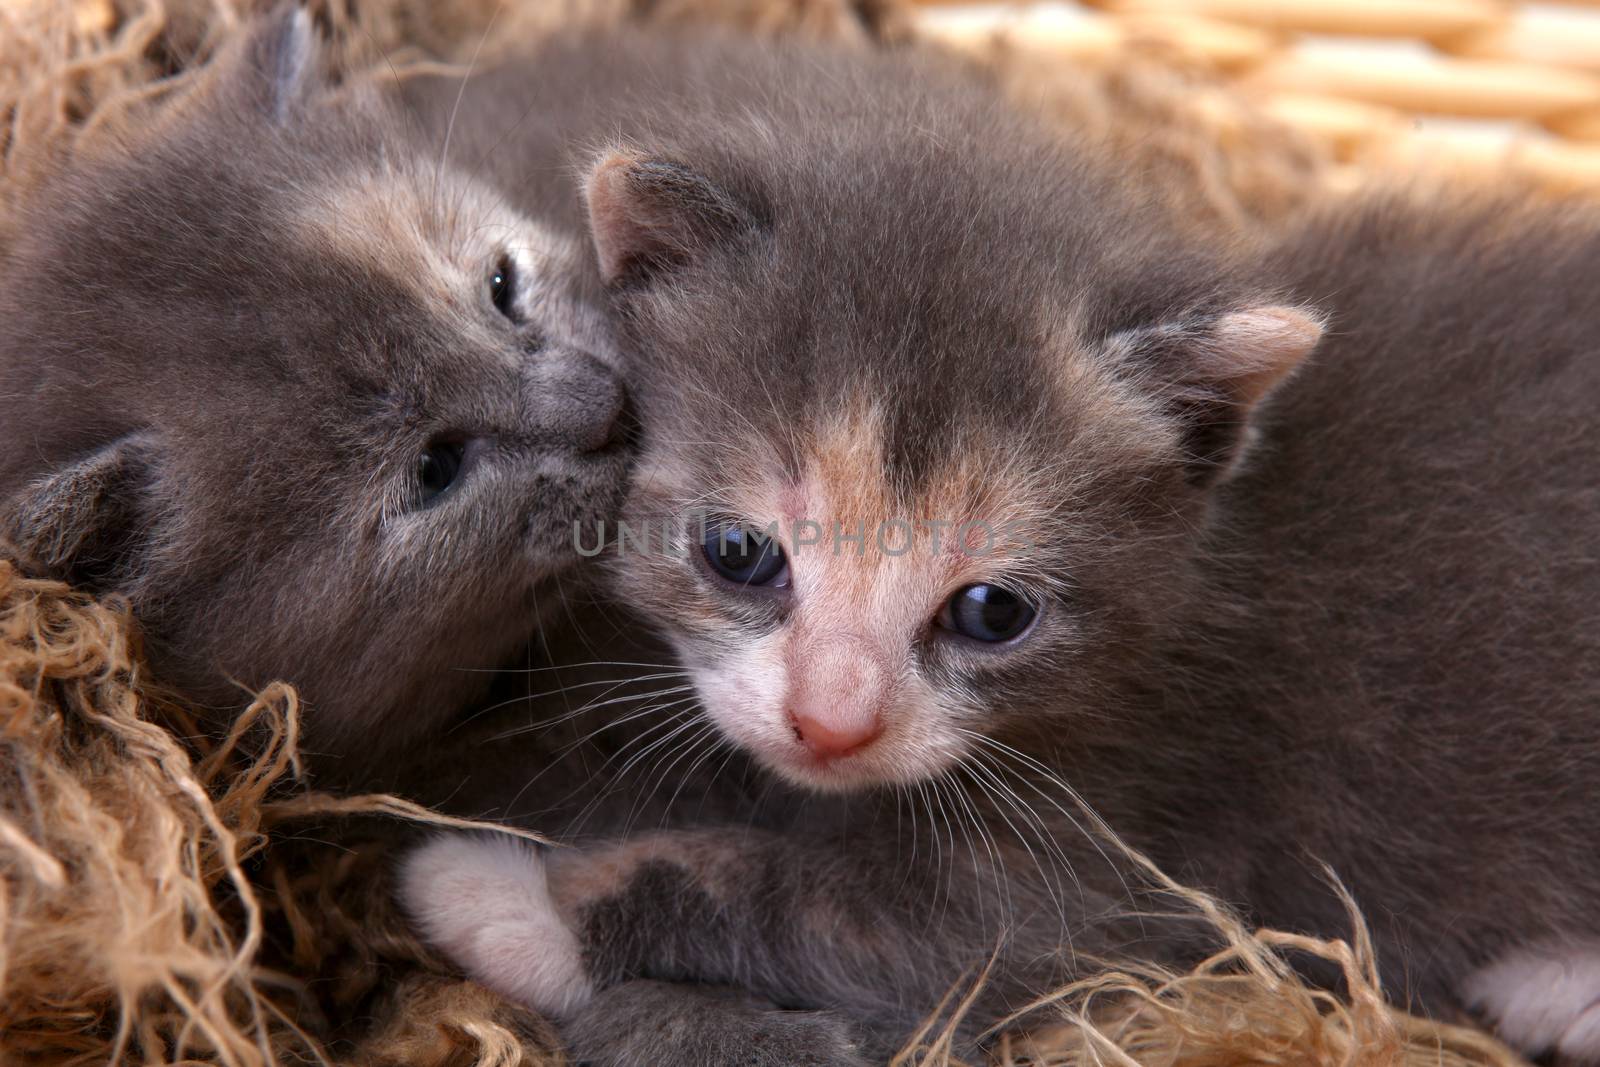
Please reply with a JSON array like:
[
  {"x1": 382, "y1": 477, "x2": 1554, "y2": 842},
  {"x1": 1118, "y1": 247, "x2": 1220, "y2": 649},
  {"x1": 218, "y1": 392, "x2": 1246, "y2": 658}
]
[
  {"x1": 400, "y1": 25, "x2": 1600, "y2": 1067},
  {"x1": 0, "y1": 11, "x2": 629, "y2": 776},
  {"x1": 400, "y1": 23, "x2": 1268, "y2": 1064}
]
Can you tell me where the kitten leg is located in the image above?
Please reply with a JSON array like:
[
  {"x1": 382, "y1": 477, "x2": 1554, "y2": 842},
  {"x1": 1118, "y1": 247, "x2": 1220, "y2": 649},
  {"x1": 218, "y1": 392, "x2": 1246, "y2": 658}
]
[
  {"x1": 401, "y1": 823, "x2": 1105, "y2": 1054},
  {"x1": 398, "y1": 833, "x2": 594, "y2": 1017},
  {"x1": 542, "y1": 826, "x2": 1016, "y2": 1038},
  {"x1": 565, "y1": 980, "x2": 873, "y2": 1067},
  {"x1": 399, "y1": 830, "x2": 895, "y2": 1067},
  {"x1": 1462, "y1": 942, "x2": 1600, "y2": 1062}
]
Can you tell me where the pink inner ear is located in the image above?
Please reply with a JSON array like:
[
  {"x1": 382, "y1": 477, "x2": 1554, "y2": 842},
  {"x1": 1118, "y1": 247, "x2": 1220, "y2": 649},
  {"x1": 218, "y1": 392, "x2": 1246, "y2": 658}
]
[
  {"x1": 583, "y1": 151, "x2": 755, "y2": 286},
  {"x1": 1207, "y1": 305, "x2": 1326, "y2": 406},
  {"x1": 584, "y1": 152, "x2": 650, "y2": 284}
]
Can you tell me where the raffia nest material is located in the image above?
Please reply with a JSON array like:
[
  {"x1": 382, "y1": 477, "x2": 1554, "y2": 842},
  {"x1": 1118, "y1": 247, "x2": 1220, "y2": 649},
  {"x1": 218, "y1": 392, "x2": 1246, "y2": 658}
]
[{"x1": 0, "y1": 1, "x2": 1538, "y2": 1064}]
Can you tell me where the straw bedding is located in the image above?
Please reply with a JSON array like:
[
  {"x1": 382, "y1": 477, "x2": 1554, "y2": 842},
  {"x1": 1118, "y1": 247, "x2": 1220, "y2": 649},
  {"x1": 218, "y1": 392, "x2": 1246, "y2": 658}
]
[{"x1": 0, "y1": 1, "x2": 1548, "y2": 1064}]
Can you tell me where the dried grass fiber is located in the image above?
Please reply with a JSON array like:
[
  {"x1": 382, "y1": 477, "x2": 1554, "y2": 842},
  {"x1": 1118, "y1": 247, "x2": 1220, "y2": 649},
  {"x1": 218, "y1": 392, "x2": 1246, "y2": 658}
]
[{"x1": 0, "y1": 0, "x2": 1540, "y2": 1064}]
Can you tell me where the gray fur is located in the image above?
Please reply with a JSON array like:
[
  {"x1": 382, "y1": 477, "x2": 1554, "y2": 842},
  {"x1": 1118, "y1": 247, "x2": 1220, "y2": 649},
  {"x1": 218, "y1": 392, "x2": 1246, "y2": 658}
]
[{"x1": 566, "y1": 981, "x2": 873, "y2": 1067}]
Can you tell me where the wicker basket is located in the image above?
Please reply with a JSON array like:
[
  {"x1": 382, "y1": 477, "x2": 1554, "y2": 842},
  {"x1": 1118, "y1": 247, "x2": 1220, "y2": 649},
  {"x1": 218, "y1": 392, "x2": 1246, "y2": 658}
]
[{"x1": 915, "y1": 0, "x2": 1600, "y2": 191}]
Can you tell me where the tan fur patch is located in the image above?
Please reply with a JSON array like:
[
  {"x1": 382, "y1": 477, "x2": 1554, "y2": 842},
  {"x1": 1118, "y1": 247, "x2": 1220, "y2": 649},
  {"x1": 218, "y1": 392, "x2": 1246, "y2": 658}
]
[
  {"x1": 548, "y1": 832, "x2": 748, "y2": 915},
  {"x1": 293, "y1": 165, "x2": 577, "y2": 356}
]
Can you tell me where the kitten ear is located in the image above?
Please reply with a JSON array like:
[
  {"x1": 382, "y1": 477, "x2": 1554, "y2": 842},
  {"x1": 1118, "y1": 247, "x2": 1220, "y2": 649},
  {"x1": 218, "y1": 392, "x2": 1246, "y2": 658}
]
[
  {"x1": 234, "y1": 6, "x2": 322, "y2": 124},
  {"x1": 583, "y1": 150, "x2": 762, "y2": 285},
  {"x1": 1112, "y1": 304, "x2": 1325, "y2": 486},
  {"x1": 4, "y1": 435, "x2": 158, "y2": 591}
]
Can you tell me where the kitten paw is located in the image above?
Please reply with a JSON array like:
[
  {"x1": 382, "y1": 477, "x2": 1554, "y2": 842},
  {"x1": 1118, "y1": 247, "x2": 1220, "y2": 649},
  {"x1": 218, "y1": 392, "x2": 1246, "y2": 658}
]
[
  {"x1": 566, "y1": 979, "x2": 874, "y2": 1067},
  {"x1": 398, "y1": 833, "x2": 594, "y2": 1018},
  {"x1": 1462, "y1": 942, "x2": 1600, "y2": 1062}
]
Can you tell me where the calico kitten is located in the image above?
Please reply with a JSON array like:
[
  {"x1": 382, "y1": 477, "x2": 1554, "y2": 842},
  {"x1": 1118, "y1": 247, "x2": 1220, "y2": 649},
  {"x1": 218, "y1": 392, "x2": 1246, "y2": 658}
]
[
  {"x1": 400, "y1": 23, "x2": 1277, "y2": 1064},
  {"x1": 0, "y1": 11, "x2": 629, "y2": 775},
  {"x1": 400, "y1": 25, "x2": 1600, "y2": 1067}
]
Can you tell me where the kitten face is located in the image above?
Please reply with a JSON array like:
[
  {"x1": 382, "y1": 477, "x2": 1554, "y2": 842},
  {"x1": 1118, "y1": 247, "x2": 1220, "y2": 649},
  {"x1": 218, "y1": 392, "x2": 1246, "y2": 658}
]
[
  {"x1": 587, "y1": 65, "x2": 1319, "y2": 793},
  {"x1": 0, "y1": 14, "x2": 630, "y2": 764},
  {"x1": 619, "y1": 385, "x2": 1173, "y2": 792}
]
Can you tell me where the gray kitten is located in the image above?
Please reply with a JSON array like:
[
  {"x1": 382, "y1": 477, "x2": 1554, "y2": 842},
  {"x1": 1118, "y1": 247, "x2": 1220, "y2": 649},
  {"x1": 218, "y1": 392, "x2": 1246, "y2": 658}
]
[
  {"x1": 0, "y1": 11, "x2": 629, "y2": 777},
  {"x1": 399, "y1": 22, "x2": 1600, "y2": 1067}
]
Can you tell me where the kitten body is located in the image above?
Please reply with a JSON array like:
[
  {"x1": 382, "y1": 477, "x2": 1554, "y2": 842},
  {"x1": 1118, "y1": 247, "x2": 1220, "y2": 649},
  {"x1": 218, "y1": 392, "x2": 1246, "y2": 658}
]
[
  {"x1": 0, "y1": 12, "x2": 629, "y2": 774},
  {"x1": 397, "y1": 25, "x2": 1600, "y2": 1066}
]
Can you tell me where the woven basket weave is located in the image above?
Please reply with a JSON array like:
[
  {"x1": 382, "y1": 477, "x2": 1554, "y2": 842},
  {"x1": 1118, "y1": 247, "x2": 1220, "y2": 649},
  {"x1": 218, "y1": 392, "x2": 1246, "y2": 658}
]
[{"x1": 916, "y1": 0, "x2": 1600, "y2": 191}]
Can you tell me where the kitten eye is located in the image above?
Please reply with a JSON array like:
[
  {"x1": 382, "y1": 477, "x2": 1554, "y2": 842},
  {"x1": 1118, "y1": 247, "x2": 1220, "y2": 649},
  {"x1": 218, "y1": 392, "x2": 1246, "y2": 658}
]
[
  {"x1": 416, "y1": 441, "x2": 465, "y2": 506},
  {"x1": 702, "y1": 524, "x2": 788, "y2": 588},
  {"x1": 939, "y1": 584, "x2": 1038, "y2": 644},
  {"x1": 489, "y1": 256, "x2": 517, "y2": 320}
]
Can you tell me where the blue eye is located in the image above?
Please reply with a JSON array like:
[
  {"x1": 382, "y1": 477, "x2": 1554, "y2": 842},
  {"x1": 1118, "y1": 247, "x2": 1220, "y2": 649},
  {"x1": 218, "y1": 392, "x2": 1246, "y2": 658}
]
[
  {"x1": 702, "y1": 525, "x2": 788, "y2": 587},
  {"x1": 940, "y1": 584, "x2": 1038, "y2": 643}
]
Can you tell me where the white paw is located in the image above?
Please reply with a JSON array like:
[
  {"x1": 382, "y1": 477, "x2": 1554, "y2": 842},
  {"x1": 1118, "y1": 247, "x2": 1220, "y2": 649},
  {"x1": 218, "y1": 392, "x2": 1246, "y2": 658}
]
[
  {"x1": 1462, "y1": 941, "x2": 1600, "y2": 1062},
  {"x1": 398, "y1": 833, "x2": 594, "y2": 1018}
]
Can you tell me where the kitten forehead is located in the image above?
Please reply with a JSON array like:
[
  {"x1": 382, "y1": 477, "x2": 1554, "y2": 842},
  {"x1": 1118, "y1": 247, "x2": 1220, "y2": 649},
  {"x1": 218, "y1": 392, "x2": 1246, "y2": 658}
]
[
  {"x1": 292, "y1": 168, "x2": 576, "y2": 328},
  {"x1": 729, "y1": 401, "x2": 1056, "y2": 595},
  {"x1": 807, "y1": 401, "x2": 892, "y2": 527}
]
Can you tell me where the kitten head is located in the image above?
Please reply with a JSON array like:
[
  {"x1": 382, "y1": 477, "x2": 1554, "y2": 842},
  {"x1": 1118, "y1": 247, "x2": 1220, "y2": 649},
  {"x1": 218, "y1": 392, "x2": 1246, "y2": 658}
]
[
  {"x1": 0, "y1": 11, "x2": 630, "y2": 768},
  {"x1": 587, "y1": 51, "x2": 1321, "y2": 793}
]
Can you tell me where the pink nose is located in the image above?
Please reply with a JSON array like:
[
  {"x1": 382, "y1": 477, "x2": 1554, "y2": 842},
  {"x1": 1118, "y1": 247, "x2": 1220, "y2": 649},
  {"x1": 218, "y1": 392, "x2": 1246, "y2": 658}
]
[{"x1": 789, "y1": 711, "x2": 882, "y2": 759}]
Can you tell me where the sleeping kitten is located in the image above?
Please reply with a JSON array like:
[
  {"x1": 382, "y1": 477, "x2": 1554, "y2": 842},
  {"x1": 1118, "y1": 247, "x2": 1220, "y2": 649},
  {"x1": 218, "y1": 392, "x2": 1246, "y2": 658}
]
[
  {"x1": 399, "y1": 25, "x2": 1600, "y2": 1067},
  {"x1": 0, "y1": 11, "x2": 629, "y2": 776}
]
